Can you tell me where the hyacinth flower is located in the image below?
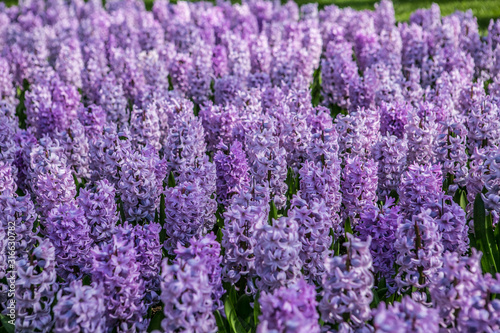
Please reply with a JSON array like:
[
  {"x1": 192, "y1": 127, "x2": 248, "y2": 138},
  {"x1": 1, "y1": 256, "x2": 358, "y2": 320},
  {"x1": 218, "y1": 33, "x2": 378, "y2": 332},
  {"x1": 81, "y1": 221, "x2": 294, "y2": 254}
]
[
  {"x1": 0, "y1": 189, "x2": 37, "y2": 261},
  {"x1": 257, "y1": 279, "x2": 320, "y2": 333},
  {"x1": 482, "y1": 149, "x2": 500, "y2": 225},
  {"x1": 44, "y1": 200, "x2": 93, "y2": 281},
  {"x1": 341, "y1": 155, "x2": 378, "y2": 225},
  {"x1": 175, "y1": 232, "x2": 224, "y2": 311},
  {"x1": 222, "y1": 181, "x2": 269, "y2": 291},
  {"x1": 97, "y1": 73, "x2": 129, "y2": 127},
  {"x1": 246, "y1": 116, "x2": 288, "y2": 209},
  {"x1": 199, "y1": 102, "x2": 242, "y2": 153},
  {"x1": 77, "y1": 179, "x2": 119, "y2": 245},
  {"x1": 0, "y1": 110, "x2": 18, "y2": 164},
  {"x1": 163, "y1": 178, "x2": 216, "y2": 254},
  {"x1": 89, "y1": 123, "x2": 132, "y2": 185},
  {"x1": 55, "y1": 118, "x2": 91, "y2": 181},
  {"x1": 214, "y1": 140, "x2": 250, "y2": 207},
  {"x1": 53, "y1": 280, "x2": 106, "y2": 333},
  {"x1": 131, "y1": 222, "x2": 162, "y2": 307},
  {"x1": 405, "y1": 102, "x2": 440, "y2": 166},
  {"x1": 157, "y1": 256, "x2": 217, "y2": 333},
  {"x1": 434, "y1": 117, "x2": 468, "y2": 194},
  {"x1": 118, "y1": 145, "x2": 166, "y2": 223},
  {"x1": 77, "y1": 104, "x2": 107, "y2": 141},
  {"x1": 373, "y1": 296, "x2": 440, "y2": 333},
  {"x1": 335, "y1": 106, "x2": 380, "y2": 161},
  {"x1": 29, "y1": 137, "x2": 77, "y2": 218},
  {"x1": 16, "y1": 238, "x2": 59, "y2": 333},
  {"x1": 358, "y1": 198, "x2": 402, "y2": 293},
  {"x1": 321, "y1": 38, "x2": 358, "y2": 110},
  {"x1": 289, "y1": 194, "x2": 332, "y2": 284},
  {"x1": 164, "y1": 113, "x2": 207, "y2": 175},
  {"x1": 90, "y1": 226, "x2": 147, "y2": 332},
  {"x1": 130, "y1": 104, "x2": 162, "y2": 152},
  {"x1": 319, "y1": 234, "x2": 374, "y2": 331},
  {"x1": 394, "y1": 209, "x2": 443, "y2": 292},
  {"x1": 373, "y1": 134, "x2": 408, "y2": 199},
  {"x1": 254, "y1": 213, "x2": 303, "y2": 292},
  {"x1": 398, "y1": 163, "x2": 444, "y2": 218},
  {"x1": 427, "y1": 194, "x2": 469, "y2": 255}
]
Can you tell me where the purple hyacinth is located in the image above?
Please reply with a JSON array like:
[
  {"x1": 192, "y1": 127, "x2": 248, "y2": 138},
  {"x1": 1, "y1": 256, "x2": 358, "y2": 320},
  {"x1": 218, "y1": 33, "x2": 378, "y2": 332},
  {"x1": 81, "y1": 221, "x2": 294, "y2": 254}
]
[
  {"x1": 163, "y1": 179, "x2": 216, "y2": 254},
  {"x1": 169, "y1": 52, "x2": 192, "y2": 96},
  {"x1": 16, "y1": 238, "x2": 59, "y2": 333},
  {"x1": 482, "y1": 150, "x2": 500, "y2": 225},
  {"x1": 89, "y1": 123, "x2": 132, "y2": 185},
  {"x1": 398, "y1": 163, "x2": 444, "y2": 218},
  {"x1": 373, "y1": 296, "x2": 440, "y2": 333},
  {"x1": 131, "y1": 222, "x2": 162, "y2": 307},
  {"x1": 321, "y1": 38, "x2": 358, "y2": 109},
  {"x1": 175, "y1": 232, "x2": 224, "y2": 311},
  {"x1": 130, "y1": 104, "x2": 161, "y2": 152},
  {"x1": 430, "y1": 250, "x2": 482, "y2": 329},
  {"x1": 98, "y1": 73, "x2": 129, "y2": 127},
  {"x1": 373, "y1": 134, "x2": 408, "y2": 199},
  {"x1": 222, "y1": 181, "x2": 269, "y2": 290},
  {"x1": 341, "y1": 156, "x2": 378, "y2": 224},
  {"x1": 246, "y1": 116, "x2": 288, "y2": 209},
  {"x1": 53, "y1": 280, "x2": 106, "y2": 333},
  {"x1": 199, "y1": 102, "x2": 241, "y2": 153},
  {"x1": 77, "y1": 179, "x2": 119, "y2": 245},
  {"x1": 44, "y1": 200, "x2": 93, "y2": 281},
  {"x1": 289, "y1": 194, "x2": 332, "y2": 284},
  {"x1": 358, "y1": 198, "x2": 402, "y2": 293},
  {"x1": 90, "y1": 226, "x2": 147, "y2": 332},
  {"x1": 427, "y1": 194, "x2": 469, "y2": 255},
  {"x1": 118, "y1": 145, "x2": 165, "y2": 223},
  {"x1": 214, "y1": 140, "x2": 250, "y2": 207},
  {"x1": 434, "y1": 116, "x2": 468, "y2": 194},
  {"x1": 55, "y1": 118, "x2": 91, "y2": 181},
  {"x1": 29, "y1": 137, "x2": 77, "y2": 218},
  {"x1": 164, "y1": 114, "x2": 207, "y2": 175},
  {"x1": 257, "y1": 279, "x2": 320, "y2": 333},
  {"x1": 405, "y1": 102, "x2": 440, "y2": 166},
  {"x1": 77, "y1": 104, "x2": 107, "y2": 141},
  {"x1": 158, "y1": 255, "x2": 217, "y2": 333},
  {"x1": 187, "y1": 44, "x2": 213, "y2": 105},
  {"x1": 319, "y1": 234, "x2": 374, "y2": 331},
  {"x1": 394, "y1": 209, "x2": 443, "y2": 292},
  {"x1": 255, "y1": 213, "x2": 303, "y2": 292}
]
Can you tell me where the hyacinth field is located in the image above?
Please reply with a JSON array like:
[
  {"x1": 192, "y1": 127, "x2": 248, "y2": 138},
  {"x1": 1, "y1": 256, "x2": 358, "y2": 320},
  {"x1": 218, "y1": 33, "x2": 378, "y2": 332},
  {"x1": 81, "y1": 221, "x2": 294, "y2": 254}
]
[{"x1": 2, "y1": 0, "x2": 500, "y2": 332}]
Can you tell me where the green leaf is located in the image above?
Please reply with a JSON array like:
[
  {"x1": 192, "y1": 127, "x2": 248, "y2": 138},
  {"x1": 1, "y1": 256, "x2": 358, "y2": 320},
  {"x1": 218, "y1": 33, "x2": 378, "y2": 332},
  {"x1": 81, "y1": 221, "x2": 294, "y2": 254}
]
[
  {"x1": 167, "y1": 171, "x2": 176, "y2": 188},
  {"x1": 147, "y1": 310, "x2": 165, "y2": 332},
  {"x1": 269, "y1": 201, "x2": 278, "y2": 223},
  {"x1": 345, "y1": 218, "x2": 353, "y2": 235},
  {"x1": 224, "y1": 290, "x2": 248, "y2": 333},
  {"x1": 474, "y1": 193, "x2": 498, "y2": 273},
  {"x1": 215, "y1": 310, "x2": 230, "y2": 333},
  {"x1": 254, "y1": 292, "x2": 261, "y2": 331},
  {"x1": 0, "y1": 314, "x2": 15, "y2": 333}
]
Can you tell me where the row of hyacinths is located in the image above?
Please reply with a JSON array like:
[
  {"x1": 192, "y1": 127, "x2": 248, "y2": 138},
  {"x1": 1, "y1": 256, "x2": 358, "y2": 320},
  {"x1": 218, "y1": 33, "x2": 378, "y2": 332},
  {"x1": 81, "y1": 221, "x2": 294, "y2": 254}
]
[{"x1": 0, "y1": 0, "x2": 500, "y2": 332}]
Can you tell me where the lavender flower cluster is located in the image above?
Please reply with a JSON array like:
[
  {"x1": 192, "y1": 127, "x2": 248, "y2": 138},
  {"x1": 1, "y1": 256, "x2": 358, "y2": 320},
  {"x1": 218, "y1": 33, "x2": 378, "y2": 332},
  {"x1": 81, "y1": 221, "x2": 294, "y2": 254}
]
[{"x1": 1, "y1": 0, "x2": 500, "y2": 332}]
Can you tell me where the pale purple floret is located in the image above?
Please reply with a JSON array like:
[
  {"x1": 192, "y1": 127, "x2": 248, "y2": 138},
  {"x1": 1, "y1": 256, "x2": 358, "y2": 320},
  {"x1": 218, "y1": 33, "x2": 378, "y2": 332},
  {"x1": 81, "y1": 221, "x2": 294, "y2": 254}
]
[
  {"x1": 373, "y1": 296, "x2": 440, "y2": 333},
  {"x1": 77, "y1": 179, "x2": 119, "y2": 245},
  {"x1": 394, "y1": 209, "x2": 443, "y2": 291},
  {"x1": 90, "y1": 226, "x2": 147, "y2": 332},
  {"x1": 53, "y1": 280, "x2": 106, "y2": 333},
  {"x1": 44, "y1": 200, "x2": 93, "y2": 281},
  {"x1": 257, "y1": 279, "x2": 320, "y2": 333},
  {"x1": 319, "y1": 234, "x2": 374, "y2": 331},
  {"x1": 175, "y1": 232, "x2": 224, "y2": 311},
  {"x1": 255, "y1": 213, "x2": 303, "y2": 292},
  {"x1": 158, "y1": 255, "x2": 217, "y2": 333},
  {"x1": 16, "y1": 238, "x2": 59, "y2": 333},
  {"x1": 214, "y1": 140, "x2": 250, "y2": 207}
]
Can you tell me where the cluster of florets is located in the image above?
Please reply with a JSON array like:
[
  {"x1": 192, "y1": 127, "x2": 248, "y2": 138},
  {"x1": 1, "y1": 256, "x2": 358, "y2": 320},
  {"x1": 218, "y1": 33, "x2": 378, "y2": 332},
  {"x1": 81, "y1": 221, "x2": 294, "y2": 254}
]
[{"x1": 2, "y1": 0, "x2": 500, "y2": 331}]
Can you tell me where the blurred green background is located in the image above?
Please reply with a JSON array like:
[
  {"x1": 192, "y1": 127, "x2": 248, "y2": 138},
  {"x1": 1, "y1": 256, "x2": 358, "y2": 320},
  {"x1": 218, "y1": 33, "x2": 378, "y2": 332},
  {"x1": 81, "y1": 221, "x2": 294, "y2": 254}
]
[{"x1": 2, "y1": 0, "x2": 499, "y2": 32}]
